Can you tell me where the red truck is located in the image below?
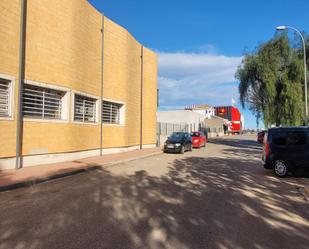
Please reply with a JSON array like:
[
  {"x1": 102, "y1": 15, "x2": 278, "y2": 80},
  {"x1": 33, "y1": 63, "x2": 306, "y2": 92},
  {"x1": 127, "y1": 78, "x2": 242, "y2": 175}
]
[{"x1": 215, "y1": 106, "x2": 242, "y2": 134}]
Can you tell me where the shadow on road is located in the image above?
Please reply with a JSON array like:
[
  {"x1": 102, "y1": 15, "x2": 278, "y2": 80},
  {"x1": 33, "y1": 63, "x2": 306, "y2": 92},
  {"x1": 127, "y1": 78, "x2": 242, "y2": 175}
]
[
  {"x1": 1, "y1": 151, "x2": 308, "y2": 249},
  {"x1": 209, "y1": 136, "x2": 263, "y2": 151}
]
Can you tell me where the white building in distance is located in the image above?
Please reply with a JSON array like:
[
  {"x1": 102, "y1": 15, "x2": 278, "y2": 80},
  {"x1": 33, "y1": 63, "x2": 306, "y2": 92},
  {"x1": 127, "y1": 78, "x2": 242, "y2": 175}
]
[
  {"x1": 157, "y1": 110, "x2": 205, "y2": 132},
  {"x1": 185, "y1": 104, "x2": 215, "y2": 119}
]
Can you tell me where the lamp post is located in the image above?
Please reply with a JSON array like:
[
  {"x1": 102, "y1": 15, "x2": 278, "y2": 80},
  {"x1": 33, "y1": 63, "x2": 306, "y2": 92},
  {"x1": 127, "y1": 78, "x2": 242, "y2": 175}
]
[{"x1": 276, "y1": 25, "x2": 308, "y2": 126}]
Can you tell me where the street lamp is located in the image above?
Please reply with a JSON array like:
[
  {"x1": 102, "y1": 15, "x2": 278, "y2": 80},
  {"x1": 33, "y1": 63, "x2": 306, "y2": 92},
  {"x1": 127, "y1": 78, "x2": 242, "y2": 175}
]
[{"x1": 276, "y1": 25, "x2": 308, "y2": 126}]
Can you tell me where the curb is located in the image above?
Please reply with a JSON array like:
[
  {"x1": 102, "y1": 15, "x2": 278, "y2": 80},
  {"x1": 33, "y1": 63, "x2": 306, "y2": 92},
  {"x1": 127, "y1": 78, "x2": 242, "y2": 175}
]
[{"x1": 0, "y1": 151, "x2": 162, "y2": 193}]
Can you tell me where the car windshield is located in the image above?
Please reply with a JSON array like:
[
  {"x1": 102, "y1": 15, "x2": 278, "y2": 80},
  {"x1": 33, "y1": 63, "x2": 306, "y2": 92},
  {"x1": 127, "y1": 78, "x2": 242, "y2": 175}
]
[
  {"x1": 170, "y1": 132, "x2": 186, "y2": 139},
  {"x1": 190, "y1": 132, "x2": 200, "y2": 137}
]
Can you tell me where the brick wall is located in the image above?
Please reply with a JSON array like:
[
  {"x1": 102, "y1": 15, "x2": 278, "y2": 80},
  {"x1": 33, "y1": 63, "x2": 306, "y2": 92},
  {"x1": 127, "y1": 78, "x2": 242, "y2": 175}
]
[
  {"x1": 0, "y1": 0, "x2": 20, "y2": 157},
  {"x1": 0, "y1": 0, "x2": 157, "y2": 160}
]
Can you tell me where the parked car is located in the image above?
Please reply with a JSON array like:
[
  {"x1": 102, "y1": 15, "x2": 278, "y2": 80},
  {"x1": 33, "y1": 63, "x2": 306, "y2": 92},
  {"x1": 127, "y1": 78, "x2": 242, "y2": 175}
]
[
  {"x1": 164, "y1": 132, "x2": 192, "y2": 154},
  {"x1": 257, "y1": 130, "x2": 266, "y2": 143},
  {"x1": 190, "y1": 131, "x2": 207, "y2": 148},
  {"x1": 262, "y1": 127, "x2": 309, "y2": 177}
]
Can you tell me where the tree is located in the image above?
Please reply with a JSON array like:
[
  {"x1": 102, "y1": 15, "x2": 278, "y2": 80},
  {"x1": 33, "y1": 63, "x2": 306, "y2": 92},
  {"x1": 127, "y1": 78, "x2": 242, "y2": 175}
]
[{"x1": 236, "y1": 34, "x2": 305, "y2": 127}]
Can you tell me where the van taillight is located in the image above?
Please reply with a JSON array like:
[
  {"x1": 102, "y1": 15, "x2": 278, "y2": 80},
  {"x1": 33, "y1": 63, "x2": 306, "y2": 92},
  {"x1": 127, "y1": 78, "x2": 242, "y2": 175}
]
[{"x1": 265, "y1": 142, "x2": 270, "y2": 158}]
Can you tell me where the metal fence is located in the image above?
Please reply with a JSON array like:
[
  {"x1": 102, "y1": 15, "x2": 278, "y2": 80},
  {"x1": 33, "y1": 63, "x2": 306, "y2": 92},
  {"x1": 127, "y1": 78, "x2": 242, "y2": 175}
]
[
  {"x1": 156, "y1": 122, "x2": 208, "y2": 146},
  {"x1": 156, "y1": 122, "x2": 189, "y2": 146},
  {"x1": 157, "y1": 122, "x2": 188, "y2": 136}
]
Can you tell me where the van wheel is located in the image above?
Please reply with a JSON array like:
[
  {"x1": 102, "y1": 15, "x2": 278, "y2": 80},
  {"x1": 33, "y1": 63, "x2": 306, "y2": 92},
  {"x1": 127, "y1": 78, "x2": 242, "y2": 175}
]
[
  {"x1": 273, "y1": 160, "x2": 288, "y2": 177},
  {"x1": 180, "y1": 146, "x2": 185, "y2": 154}
]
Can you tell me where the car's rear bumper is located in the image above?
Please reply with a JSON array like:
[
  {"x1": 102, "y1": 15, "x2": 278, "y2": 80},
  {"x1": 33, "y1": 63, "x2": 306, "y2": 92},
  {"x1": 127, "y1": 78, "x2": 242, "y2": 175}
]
[
  {"x1": 262, "y1": 155, "x2": 273, "y2": 169},
  {"x1": 263, "y1": 162, "x2": 273, "y2": 169}
]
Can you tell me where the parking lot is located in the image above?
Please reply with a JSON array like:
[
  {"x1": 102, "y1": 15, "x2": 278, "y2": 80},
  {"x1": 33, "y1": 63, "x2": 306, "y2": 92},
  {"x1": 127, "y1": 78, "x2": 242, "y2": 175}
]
[{"x1": 0, "y1": 134, "x2": 308, "y2": 249}]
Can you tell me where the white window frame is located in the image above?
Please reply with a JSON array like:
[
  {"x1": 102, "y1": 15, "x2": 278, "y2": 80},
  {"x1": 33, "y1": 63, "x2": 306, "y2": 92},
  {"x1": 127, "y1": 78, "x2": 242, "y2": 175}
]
[
  {"x1": 23, "y1": 80, "x2": 70, "y2": 123},
  {"x1": 0, "y1": 74, "x2": 15, "y2": 121},
  {"x1": 102, "y1": 98, "x2": 126, "y2": 126},
  {"x1": 71, "y1": 91, "x2": 99, "y2": 125}
]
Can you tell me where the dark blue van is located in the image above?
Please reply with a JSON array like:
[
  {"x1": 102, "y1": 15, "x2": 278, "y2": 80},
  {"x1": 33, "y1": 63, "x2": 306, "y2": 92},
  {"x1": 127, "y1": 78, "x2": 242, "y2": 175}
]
[{"x1": 262, "y1": 127, "x2": 309, "y2": 177}]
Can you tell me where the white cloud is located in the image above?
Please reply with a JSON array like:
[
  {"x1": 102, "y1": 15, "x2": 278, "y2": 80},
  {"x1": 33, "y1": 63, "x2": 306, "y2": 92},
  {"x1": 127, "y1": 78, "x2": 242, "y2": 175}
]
[{"x1": 158, "y1": 51, "x2": 242, "y2": 109}]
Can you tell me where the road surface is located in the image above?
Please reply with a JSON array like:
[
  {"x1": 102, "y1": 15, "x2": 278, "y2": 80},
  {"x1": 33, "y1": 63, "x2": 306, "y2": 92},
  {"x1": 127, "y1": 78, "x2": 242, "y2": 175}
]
[{"x1": 0, "y1": 135, "x2": 308, "y2": 249}]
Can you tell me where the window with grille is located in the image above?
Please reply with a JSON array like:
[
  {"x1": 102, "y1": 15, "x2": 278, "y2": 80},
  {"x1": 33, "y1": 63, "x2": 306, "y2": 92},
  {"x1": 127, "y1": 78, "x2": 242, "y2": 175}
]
[
  {"x1": 0, "y1": 79, "x2": 10, "y2": 118},
  {"x1": 23, "y1": 84, "x2": 64, "y2": 120},
  {"x1": 74, "y1": 94, "x2": 97, "y2": 123},
  {"x1": 102, "y1": 101, "x2": 123, "y2": 124}
]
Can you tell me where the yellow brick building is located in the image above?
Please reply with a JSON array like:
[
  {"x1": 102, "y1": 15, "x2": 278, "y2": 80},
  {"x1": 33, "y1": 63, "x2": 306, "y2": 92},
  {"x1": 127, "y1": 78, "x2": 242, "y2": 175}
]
[{"x1": 0, "y1": 0, "x2": 157, "y2": 170}]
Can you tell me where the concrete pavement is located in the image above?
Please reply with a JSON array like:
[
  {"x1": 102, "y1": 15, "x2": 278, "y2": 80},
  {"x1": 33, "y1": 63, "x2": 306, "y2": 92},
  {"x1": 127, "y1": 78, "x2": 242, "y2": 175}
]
[{"x1": 0, "y1": 135, "x2": 308, "y2": 249}]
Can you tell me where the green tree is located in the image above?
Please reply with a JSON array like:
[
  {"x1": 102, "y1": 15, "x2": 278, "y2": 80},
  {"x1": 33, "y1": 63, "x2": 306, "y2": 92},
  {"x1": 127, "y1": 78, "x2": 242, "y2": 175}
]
[{"x1": 236, "y1": 34, "x2": 305, "y2": 127}]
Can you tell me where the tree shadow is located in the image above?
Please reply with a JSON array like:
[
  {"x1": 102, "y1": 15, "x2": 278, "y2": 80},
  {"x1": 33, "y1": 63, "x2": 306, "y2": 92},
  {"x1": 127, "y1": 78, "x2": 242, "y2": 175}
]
[
  {"x1": 0, "y1": 153, "x2": 308, "y2": 249},
  {"x1": 209, "y1": 137, "x2": 263, "y2": 151}
]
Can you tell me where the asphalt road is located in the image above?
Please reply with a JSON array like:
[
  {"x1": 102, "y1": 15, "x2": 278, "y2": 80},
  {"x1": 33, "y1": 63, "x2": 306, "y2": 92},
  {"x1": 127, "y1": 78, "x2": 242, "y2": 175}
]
[{"x1": 0, "y1": 135, "x2": 308, "y2": 249}]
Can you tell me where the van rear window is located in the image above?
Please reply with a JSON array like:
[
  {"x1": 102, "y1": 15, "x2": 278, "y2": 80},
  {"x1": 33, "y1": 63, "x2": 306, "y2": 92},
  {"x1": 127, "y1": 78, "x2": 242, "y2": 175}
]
[
  {"x1": 287, "y1": 132, "x2": 307, "y2": 145},
  {"x1": 272, "y1": 131, "x2": 308, "y2": 146},
  {"x1": 273, "y1": 134, "x2": 286, "y2": 146}
]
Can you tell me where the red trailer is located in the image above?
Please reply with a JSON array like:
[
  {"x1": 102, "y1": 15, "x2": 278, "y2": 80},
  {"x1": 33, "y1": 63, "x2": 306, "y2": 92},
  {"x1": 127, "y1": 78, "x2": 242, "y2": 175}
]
[{"x1": 215, "y1": 106, "x2": 242, "y2": 134}]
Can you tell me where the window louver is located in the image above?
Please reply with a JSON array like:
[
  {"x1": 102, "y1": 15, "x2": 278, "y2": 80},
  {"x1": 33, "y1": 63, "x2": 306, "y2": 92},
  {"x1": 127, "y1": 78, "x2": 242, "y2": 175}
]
[
  {"x1": 0, "y1": 79, "x2": 10, "y2": 117},
  {"x1": 102, "y1": 101, "x2": 122, "y2": 124},
  {"x1": 23, "y1": 84, "x2": 64, "y2": 119},
  {"x1": 74, "y1": 94, "x2": 97, "y2": 123}
]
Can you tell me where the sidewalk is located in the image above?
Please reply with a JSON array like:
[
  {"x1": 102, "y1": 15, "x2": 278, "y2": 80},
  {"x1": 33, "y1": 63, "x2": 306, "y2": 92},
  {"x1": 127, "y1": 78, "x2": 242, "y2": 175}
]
[{"x1": 0, "y1": 147, "x2": 162, "y2": 192}]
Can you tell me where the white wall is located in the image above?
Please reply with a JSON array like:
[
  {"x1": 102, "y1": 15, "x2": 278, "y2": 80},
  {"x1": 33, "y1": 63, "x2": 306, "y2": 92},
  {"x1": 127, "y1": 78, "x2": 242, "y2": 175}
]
[
  {"x1": 157, "y1": 110, "x2": 205, "y2": 132},
  {"x1": 192, "y1": 108, "x2": 215, "y2": 119}
]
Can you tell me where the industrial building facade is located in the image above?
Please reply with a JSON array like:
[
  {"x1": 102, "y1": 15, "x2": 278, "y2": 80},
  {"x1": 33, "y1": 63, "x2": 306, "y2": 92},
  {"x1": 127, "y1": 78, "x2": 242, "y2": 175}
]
[{"x1": 0, "y1": 0, "x2": 158, "y2": 170}]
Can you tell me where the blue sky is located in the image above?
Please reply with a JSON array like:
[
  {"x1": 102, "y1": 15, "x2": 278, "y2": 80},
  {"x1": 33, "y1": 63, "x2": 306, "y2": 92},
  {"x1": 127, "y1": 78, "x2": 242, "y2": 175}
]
[{"x1": 89, "y1": 0, "x2": 309, "y2": 129}]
